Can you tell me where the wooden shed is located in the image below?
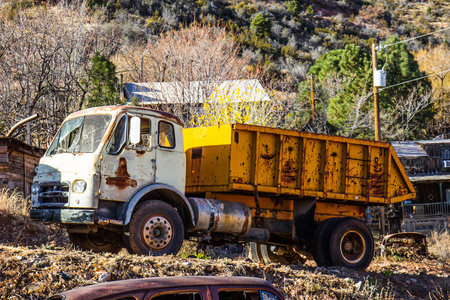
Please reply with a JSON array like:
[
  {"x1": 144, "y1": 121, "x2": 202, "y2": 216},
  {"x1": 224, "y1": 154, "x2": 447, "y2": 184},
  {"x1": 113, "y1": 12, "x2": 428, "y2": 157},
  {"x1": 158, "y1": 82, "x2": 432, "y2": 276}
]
[{"x1": 0, "y1": 138, "x2": 45, "y2": 197}]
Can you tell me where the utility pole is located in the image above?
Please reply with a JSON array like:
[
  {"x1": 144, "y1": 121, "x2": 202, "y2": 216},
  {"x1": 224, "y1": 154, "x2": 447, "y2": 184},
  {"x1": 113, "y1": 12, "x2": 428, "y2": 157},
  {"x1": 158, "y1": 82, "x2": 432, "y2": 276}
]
[
  {"x1": 372, "y1": 44, "x2": 381, "y2": 142},
  {"x1": 372, "y1": 43, "x2": 385, "y2": 236},
  {"x1": 310, "y1": 75, "x2": 315, "y2": 123}
]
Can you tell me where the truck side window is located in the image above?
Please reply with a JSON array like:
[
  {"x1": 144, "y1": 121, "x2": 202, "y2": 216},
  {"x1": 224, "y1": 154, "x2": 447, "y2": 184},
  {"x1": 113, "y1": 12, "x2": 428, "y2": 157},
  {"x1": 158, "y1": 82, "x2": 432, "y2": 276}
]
[
  {"x1": 107, "y1": 116, "x2": 128, "y2": 155},
  {"x1": 159, "y1": 121, "x2": 175, "y2": 149},
  {"x1": 136, "y1": 118, "x2": 151, "y2": 150}
]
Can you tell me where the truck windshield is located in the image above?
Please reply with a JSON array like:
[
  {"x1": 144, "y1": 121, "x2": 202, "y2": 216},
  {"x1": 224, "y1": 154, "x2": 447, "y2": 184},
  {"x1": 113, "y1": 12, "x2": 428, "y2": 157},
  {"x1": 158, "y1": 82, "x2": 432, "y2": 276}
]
[{"x1": 47, "y1": 115, "x2": 111, "y2": 155}]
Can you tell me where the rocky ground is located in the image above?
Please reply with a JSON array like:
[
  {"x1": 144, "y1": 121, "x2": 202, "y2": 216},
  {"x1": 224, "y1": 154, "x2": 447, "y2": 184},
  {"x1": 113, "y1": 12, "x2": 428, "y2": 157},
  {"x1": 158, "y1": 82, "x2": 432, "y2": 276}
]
[{"x1": 0, "y1": 212, "x2": 449, "y2": 300}]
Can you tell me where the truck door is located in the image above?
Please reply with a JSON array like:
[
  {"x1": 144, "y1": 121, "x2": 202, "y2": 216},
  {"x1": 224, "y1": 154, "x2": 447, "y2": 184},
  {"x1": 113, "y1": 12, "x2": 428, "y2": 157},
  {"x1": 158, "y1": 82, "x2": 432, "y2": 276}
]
[
  {"x1": 154, "y1": 120, "x2": 186, "y2": 193},
  {"x1": 100, "y1": 115, "x2": 156, "y2": 202}
]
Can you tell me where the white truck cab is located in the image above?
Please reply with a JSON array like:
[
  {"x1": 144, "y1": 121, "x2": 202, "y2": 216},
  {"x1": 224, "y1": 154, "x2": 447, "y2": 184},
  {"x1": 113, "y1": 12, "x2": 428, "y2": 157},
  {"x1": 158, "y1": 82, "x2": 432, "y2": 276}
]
[{"x1": 31, "y1": 106, "x2": 193, "y2": 254}]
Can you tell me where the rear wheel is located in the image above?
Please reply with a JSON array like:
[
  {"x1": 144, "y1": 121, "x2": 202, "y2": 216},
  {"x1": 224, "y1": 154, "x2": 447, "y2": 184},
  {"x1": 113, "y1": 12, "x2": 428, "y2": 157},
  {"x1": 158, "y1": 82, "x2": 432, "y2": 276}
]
[
  {"x1": 69, "y1": 231, "x2": 121, "y2": 253},
  {"x1": 329, "y1": 218, "x2": 374, "y2": 270},
  {"x1": 125, "y1": 200, "x2": 184, "y2": 256},
  {"x1": 312, "y1": 217, "x2": 340, "y2": 267},
  {"x1": 248, "y1": 243, "x2": 305, "y2": 265}
]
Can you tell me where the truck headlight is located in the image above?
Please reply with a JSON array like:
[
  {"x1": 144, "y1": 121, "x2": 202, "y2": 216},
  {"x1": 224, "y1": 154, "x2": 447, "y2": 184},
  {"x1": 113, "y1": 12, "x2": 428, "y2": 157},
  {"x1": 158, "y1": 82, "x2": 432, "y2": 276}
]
[
  {"x1": 31, "y1": 182, "x2": 40, "y2": 194},
  {"x1": 73, "y1": 180, "x2": 87, "y2": 193}
]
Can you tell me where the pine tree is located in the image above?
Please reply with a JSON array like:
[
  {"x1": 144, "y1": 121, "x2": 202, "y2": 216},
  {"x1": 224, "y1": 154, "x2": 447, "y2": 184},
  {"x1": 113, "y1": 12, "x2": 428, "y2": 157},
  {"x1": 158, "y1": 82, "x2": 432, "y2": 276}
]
[{"x1": 83, "y1": 52, "x2": 121, "y2": 108}]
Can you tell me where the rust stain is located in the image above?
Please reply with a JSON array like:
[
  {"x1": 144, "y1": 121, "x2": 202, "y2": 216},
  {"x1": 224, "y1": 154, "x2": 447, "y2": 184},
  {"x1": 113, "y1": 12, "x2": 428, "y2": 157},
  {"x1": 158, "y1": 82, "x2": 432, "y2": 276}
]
[
  {"x1": 106, "y1": 157, "x2": 137, "y2": 190},
  {"x1": 211, "y1": 200, "x2": 220, "y2": 232},
  {"x1": 261, "y1": 153, "x2": 276, "y2": 160},
  {"x1": 281, "y1": 159, "x2": 297, "y2": 183},
  {"x1": 369, "y1": 158, "x2": 384, "y2": 196},
  {"x1": 105, "y1": 177, "x2": 137, "y2": 189},
  {"x1": 115, "y1": 157, "x2": 130, "y2": 177},
  {"x1": 241, "y1": 207, "x2": 250, "y2": 235},
  {"x1": 260, "y1": 144, "x2": 276, "y2": 160},
  {"x1": 136, "y1": 150, "x2": 145, "y2": 156}
]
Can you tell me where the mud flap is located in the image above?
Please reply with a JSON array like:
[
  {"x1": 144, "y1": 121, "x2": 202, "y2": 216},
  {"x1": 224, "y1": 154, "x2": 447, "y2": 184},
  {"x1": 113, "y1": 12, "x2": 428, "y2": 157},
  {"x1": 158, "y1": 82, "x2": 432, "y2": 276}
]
[{"x1": 292, "y1": 198, "x2": 316, "y2": 241}]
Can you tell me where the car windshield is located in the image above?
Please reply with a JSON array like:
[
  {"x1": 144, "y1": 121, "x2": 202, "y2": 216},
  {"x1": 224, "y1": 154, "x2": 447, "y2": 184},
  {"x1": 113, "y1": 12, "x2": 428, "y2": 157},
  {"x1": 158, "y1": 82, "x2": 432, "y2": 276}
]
[{"x1": 47, "y1": 115, "x2": 111, "y2": 155}]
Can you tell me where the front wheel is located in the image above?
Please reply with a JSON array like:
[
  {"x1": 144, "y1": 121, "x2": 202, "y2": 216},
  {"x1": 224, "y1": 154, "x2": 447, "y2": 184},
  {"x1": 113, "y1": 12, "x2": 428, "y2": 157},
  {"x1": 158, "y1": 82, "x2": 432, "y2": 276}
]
[
  {"x1": 328, "y1": 217, "x2": 374, "y2": 270},
  {"x1": 125, "y1": 200, "x2": 184, "y2": 256}
]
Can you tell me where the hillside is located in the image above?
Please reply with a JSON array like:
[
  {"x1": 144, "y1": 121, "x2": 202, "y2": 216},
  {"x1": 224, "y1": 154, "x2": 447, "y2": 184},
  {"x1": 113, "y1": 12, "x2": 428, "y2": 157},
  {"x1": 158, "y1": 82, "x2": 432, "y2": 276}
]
[
  {"x1": 0, "y1": 0, "x2": 448, "y2": 146},
  {"x1": 0, "y1": 211, "x2": 450, "y2": 299}
]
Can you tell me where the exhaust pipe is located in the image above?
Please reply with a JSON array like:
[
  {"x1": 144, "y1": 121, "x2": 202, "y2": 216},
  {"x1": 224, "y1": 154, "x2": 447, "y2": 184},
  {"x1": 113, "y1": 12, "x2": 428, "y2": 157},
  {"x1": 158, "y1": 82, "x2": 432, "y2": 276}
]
[{"x1": 6, "y1": 114, "x2": 39, "y2": 138}]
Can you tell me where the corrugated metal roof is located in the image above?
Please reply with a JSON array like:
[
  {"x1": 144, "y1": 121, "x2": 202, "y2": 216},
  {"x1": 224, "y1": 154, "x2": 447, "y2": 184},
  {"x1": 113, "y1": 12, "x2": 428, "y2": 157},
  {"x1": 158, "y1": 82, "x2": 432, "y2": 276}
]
[
  {"x1": 391, "y1": 141, "x2": 428, "y2": 158},
  {"x1": 409, "y1": 175, "x2": 450, "y2": 183},
  {"x1": 124, "y1": 79, "x2": 271, "y2": 105}
]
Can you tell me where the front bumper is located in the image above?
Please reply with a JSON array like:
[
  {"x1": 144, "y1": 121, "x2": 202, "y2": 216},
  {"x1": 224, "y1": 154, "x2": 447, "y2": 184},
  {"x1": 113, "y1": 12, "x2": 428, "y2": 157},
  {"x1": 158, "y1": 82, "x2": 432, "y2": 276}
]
[{"x1": 30, "y1": 208, "x2": 95, "y2": 224}]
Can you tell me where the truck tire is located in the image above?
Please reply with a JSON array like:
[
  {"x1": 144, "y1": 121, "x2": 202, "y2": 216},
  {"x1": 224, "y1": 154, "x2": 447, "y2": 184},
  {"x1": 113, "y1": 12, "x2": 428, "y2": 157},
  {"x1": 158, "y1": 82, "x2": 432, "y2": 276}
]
[
  {"x1": 248, "y1": 243, "x2": 305, "y2": 265},
  {"x1": 69, "y1": 232, "x2": 121, "y2": 253},
  {"x1": 125, "y1": 200, "x2": 184, "y2": 256},
  {"x1": 312, "y1": 217, "x2": 340, "y2": 267},
  {"x1": 328, "y1": 217, "x2": 374, "y2": 270}
]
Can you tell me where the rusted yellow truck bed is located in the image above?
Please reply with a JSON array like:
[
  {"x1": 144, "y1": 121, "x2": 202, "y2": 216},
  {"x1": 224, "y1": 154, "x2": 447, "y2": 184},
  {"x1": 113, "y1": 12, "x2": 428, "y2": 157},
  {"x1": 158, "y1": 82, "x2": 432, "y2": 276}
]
[{"x1": 184, "y1": 124, "x2": 415, "y2": 205}]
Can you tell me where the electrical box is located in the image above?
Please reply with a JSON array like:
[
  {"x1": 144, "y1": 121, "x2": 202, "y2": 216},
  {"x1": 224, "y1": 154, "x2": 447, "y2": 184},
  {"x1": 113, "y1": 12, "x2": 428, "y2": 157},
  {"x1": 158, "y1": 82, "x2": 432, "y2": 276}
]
[{"x1": 374, "y1": 69, "x2": 387, "y2": 87}]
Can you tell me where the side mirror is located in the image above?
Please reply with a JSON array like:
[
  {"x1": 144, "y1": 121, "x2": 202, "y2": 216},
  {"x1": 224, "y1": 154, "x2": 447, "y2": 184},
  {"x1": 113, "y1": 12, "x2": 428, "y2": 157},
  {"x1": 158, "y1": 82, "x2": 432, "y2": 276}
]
[{"x1": 129, "y1": 117, "x2": 141, "y2": 144}]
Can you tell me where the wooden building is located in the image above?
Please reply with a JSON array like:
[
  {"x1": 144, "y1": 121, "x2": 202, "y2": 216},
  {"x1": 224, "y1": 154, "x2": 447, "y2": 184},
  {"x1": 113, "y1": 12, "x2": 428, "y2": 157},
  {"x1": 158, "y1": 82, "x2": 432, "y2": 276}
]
[
  {"x1": 391, "y1": 140, "x2": 450, "y2": 233},
  {"x1": 0, "y1": 138, "x2": 45, "y2": 197}
]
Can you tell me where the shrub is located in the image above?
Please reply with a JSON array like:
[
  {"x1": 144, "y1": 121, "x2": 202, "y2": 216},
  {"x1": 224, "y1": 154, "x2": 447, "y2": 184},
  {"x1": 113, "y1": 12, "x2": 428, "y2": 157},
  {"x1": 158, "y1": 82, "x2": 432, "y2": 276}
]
[
  {"x1": 0, "y1": 188, "x2": 29, "y2": 217},
  {"x1": 428, "y1": 230, "x2": 450, "y2": 265},
  {"x1": 306, "y1": 5, "x2": 314, "y2": 15},
  {"x1": 281, "y1": 45, "x2": 298, "y2": 59},
  {"x1": 286, "y1": 0, "x2": 301, "y2": 15},
  {"x1": 250, "y1": 13, "x2": 272, "y2": 37}
]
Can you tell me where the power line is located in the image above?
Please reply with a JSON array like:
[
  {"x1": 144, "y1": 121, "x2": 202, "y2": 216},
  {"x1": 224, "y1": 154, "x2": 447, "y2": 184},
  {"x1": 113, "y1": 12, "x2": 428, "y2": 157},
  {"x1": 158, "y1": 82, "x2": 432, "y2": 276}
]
[
  {"x1": 382, "y1": 27, "x2": 450, "y2": 48},
  {"x1": 379, "y1": 68, "x2": 450, "y2": 91}
]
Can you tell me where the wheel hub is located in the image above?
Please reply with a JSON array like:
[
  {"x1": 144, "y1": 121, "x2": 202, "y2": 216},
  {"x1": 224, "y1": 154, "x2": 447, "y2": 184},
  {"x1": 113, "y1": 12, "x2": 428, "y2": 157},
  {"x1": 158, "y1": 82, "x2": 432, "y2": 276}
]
[
  {"x1": 340, "y1": 230, "x2": 366, "y2": 264},
  {"x1": 142, "y1": 216, "x2": 173, "y2": 250}
]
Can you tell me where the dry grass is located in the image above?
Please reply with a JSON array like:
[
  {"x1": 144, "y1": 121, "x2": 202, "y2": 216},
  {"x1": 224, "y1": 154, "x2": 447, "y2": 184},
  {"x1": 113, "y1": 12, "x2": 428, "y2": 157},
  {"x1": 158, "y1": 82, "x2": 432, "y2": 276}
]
[
  {"x1": 428, "y1": 230, "x2": 450, "y2": 264},
  {"x1": 0, "y1": 188, "x2": 29, "y2": 217}
]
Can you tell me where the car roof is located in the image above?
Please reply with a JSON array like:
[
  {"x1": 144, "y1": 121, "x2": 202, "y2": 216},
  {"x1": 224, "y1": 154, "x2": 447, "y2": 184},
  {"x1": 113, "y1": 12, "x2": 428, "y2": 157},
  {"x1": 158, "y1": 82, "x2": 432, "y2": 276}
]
[{"x1": 55, "y1": 276, "x2": 278, "y2": 298}]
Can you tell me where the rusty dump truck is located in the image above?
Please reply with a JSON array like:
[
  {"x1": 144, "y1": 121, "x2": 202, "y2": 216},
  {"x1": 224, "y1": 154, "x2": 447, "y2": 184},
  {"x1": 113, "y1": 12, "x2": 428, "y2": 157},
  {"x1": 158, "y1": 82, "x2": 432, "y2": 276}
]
[{"x1": 30, "y1": 106, "x2": 415, "y2": 269}]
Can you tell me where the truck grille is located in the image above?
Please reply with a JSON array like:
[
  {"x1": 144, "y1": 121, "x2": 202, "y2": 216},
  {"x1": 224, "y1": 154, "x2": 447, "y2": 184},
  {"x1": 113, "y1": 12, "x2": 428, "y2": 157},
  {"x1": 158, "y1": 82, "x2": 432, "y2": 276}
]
[{"x1": 38, "y1": 182, "x2": 70, "y2": 204}]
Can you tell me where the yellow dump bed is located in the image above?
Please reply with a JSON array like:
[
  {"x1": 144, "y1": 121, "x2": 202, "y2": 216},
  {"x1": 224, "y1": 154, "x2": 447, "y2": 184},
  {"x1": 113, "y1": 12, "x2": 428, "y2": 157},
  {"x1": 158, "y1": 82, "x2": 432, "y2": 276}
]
[{"x1": 184, "y1": 124, "x2": 415, "y2": 205}]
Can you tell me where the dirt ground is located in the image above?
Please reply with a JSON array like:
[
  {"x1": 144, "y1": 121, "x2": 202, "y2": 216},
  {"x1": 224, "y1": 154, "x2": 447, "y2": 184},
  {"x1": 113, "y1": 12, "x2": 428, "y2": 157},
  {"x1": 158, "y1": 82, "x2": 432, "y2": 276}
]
[{"x1": 0, "y1": 212, "x2": 449, "y2": 300}]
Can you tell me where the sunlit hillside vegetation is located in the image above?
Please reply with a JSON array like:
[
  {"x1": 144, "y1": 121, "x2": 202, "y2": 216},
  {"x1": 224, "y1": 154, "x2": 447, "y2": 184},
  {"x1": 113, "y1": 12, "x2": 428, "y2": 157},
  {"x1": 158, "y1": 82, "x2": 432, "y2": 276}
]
[{"x1": 0, "y1": 0, "x2": 448, "y2": 143}]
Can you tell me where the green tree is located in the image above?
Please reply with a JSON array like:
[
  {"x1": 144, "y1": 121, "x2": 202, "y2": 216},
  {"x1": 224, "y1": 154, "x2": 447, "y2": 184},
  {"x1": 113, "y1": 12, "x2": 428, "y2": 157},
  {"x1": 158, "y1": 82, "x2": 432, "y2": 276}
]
[
  {"x1": 377, "y1": 36, "x2": 434, "y2": 139},
  {"x1": 377, "y1": 36, "x2": 430, "y2": 109},
  {"x1": 250, "y1": 13, "x2": 271, "y2": 38},
  {"x1": 286, "y1": 0, "x2": 301, "y2": 15},
  {"x1": 292, "y1": 38, "x2": 433, "y2": 140},
  {"x1": 83, "y1": 52, "x2": 120, "y2": 108},
  {"x1": 307, "y1": 44, "x2": 372, "y2": 134}
]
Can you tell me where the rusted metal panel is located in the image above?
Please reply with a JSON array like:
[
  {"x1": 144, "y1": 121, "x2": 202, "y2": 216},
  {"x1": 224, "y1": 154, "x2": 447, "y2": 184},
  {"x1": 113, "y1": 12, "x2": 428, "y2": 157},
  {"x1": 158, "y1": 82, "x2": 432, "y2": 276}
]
[
  {"x1": 326, "y1": 141, "x2": 345, "y2": 194},
  {"x1": 280, "y1": 135, "x2": 301, "y2": 189},
  {"x1": 380, "y1": 232, "x2": 427, "y2": 257},
  {"x1": 184, "y1": 124, "x2": 415, "y2": 206},
  {"x1": 314, "y1": 202, "x2": 365, "y2": 222},
  {"x1": 53, "y1": 276, "x2": 284, "y2": 300}
]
